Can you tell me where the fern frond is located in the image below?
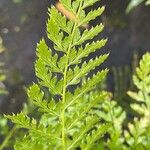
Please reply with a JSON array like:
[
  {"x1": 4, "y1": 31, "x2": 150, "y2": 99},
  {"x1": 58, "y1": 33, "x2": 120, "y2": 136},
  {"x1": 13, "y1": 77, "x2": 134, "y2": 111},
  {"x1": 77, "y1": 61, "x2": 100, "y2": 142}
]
[{"x1": 7, "y1": 0, "x2": 109, "y2": 149}]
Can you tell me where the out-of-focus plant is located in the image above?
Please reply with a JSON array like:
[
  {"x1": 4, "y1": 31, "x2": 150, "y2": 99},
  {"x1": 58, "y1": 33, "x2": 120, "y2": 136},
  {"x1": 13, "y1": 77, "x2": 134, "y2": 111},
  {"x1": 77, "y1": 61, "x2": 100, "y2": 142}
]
[
  {"x1": 128, "y1": 53, "x2": 150, "y2": 119},
  {"x1": 0, "y1": 95, "x2": 36, "y2": 150},
  {"x1": 0, "y1": 116, "x2": 9, "y2": 138},
  {"x1": 126, "y1": 0, "x2": 150, "y2": 13},
  {"x1": 0, "y1": 37, "x2": 28, "y2": 150},
  {"x1": 0, "y1": 37, "x2": 7, "y2": 95},
  {"x1": 95, "y1": 97, "x2": 127, "y2": 149},
  {"x1": 124, "y1": 118, "x2": 150, "y2": 149},
  {"x1": 103, "y1": 100, "x2": 126, "y2": 149},
  {"x1": 0, "y1": 37, "x2": 10, "y2": 150},
  {"x1": 125, "y1": 52, "x2": 150, "y2": 149},
  {"x1": 12, "y1": 0, "x2": 24, "y2": 4},
  {"x1": 112, "y1": 66, "x2": 132, "y2": 102}
]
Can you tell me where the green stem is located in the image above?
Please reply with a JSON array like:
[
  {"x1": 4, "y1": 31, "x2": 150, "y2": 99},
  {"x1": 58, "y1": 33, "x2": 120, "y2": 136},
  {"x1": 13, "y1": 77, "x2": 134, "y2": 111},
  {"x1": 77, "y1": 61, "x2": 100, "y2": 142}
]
[
  {"x1": 61, "y1": 22, "x2": 77, "y2": 150},
  {"x1": 61, "y1": 2, "x2": 83, "y2": 150},
  {"x1": 0, "y1": 126, "x2": 17, "y2": 150}
]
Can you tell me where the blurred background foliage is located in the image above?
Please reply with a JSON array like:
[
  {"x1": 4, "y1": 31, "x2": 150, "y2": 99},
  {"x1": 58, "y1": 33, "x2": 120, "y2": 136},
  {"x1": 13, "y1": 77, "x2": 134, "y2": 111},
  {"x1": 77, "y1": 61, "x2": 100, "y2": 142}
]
[{"x1": 127, "y1": 0, "x2": 150, "y2": 13}]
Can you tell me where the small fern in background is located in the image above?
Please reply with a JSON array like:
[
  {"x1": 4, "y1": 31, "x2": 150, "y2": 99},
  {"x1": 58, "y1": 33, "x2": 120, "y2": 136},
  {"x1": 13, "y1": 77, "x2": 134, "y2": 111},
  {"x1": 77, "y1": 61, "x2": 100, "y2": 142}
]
[
  {"x1": 103, "y1": 100, "x2": 126, "y2": 149},
  {"x1": 94, "y1": 95, "x2": 126, "y2": 149},
  {"x1": 6, "y1": 0, "x2": 110, "y2": 149},
  {"x1": 128, "y1": 53, "x2": 150, "y2": 119},
  {"x1": 126, "y1": 53, "x2": 150, "y2": 148},
  {"x1": 124, "y1": 118, "x2": 150, "y2": 149}
]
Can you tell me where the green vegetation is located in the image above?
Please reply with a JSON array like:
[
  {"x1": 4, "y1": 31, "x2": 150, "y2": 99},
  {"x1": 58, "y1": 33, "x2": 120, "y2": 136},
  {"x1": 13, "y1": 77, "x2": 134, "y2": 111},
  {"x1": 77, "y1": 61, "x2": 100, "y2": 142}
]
[
  {"x1": 12, "y1": 0, "x2": 24, "y2": 4},
  {"x1": 0, "y1": 37, "x2": 10, "y2": 150},
  {"x1": 0, "y1": 37, "x2": 6, "y2": 95},
  {"x1": 0, "y1": 0, "x2": 150, "y2": 149},
  {"x1": 127, "y1": 0, "x2": 150, "y2": 13}
]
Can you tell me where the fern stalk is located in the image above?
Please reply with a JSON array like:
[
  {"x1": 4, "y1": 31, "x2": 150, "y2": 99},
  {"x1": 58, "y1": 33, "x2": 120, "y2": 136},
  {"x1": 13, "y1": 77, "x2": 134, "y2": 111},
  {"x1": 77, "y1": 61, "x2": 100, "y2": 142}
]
[{"x1": 61, "y1": 2, "x2": 83, "y2": 149}]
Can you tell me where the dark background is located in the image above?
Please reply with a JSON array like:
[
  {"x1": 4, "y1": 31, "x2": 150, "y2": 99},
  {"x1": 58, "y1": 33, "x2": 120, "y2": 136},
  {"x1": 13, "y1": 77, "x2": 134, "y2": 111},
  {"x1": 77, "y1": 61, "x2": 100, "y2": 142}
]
[{"x1": 0, "y1": 0, "x2": 150, "y2": 113}]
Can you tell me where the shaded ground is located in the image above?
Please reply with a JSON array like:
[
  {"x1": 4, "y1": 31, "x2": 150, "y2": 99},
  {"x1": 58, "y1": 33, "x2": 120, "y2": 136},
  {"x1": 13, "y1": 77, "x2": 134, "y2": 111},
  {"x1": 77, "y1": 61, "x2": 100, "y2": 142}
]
[{"x1": 0, "y1": 0, "x2": 49, "y2": 112}]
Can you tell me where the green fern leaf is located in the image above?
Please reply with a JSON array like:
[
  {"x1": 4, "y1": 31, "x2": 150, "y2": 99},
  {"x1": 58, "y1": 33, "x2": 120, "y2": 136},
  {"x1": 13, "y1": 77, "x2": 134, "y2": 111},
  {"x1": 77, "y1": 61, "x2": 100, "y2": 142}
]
[
  {"x1": 67, "y1": 54, "x2": 108, "y2": 86},
  {"x1": 70, "y1": 39, "x2": 107, "y2": 65},
  {"x1": 82, "y1": 0, "x2": 100, "y2": 9},
  {"x1": 6, "y1": 112, "x2": 37, "y2": 129},
  {"x1": 74, "y1": 24, "x2": 104, "y2": 46},
  {"x1": 79, "y1": 7, "x2": 105, "y2": 26},
  {"x1": 27, "y1": 84, "x2": 61, "y2": 116},
  {"x1": 37, "y1": 39, "x2": 61, "y2": 73},
  {"x1": 81, "y1": 124, "x2": 110, "y2": 150}
]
